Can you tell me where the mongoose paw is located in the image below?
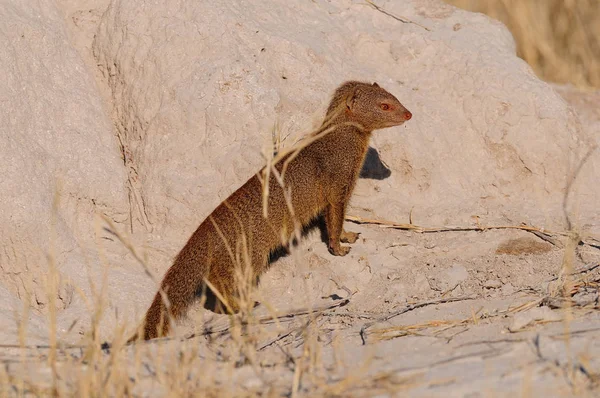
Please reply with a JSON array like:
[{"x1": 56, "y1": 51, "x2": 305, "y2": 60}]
[
  {"x1": 340, "y1": 230, "x2": 360, "y2": 244},
  {"x1": 328, "y1": 245, "x2": 351, "y2": 256}
]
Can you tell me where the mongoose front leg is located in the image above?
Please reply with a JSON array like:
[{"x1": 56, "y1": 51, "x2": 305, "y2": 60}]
[{"x1": 325, "y1": 202, "x2": 351, "y2": 256}]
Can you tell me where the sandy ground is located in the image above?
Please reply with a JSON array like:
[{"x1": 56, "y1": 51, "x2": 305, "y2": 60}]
[{"x1": 2, "y1": 217, "x2": 600, "y2": 396}]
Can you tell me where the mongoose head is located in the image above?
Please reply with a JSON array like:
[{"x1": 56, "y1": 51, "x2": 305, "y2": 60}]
[{"x1": 326, "y1": 81, "x2": 412, "y2": 131}]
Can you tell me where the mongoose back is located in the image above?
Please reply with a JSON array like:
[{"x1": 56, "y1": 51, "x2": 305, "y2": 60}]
[{"x1": 130, "y1": 81, "x2": 412, "y2": 341}]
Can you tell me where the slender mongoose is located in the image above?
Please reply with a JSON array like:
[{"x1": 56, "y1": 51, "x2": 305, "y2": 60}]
[{"x1": 130, "y1": 81, "x2": 412, "y2": 341}]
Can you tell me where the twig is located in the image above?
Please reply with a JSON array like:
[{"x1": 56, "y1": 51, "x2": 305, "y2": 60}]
[
  {"x1": 346, "y1": 215, "x2": 600, "y2": 249},
  {"x1": 255, "y1": 298, "x2": 350, "y2": 325},
  {"x1": 546, "y1": 263, "x2": 600, "y2": 282},
  {"x1": 530, "y1": 230, "x2": 564, "y2": 248},
  {"x1": 347, "y1": 214, "x2": 559, "y2": 235},
  {"x1": 359, "y1": 295, "x2": 477, "y2": 345},
  {"x1": 257, "y1": 314, "x2": 324, "y2": 351},
  {"x1": 257, "y1": 330, "x2": 295, "y2": 351},
  {"x1": 183, "y1": 297, "x2": 351, "y2": 342},
  {"x1": 388, "y1": 347, "x2": 507, "y2": 375},
  {"x1": 455, "y1": 337, "x2": 527, "y2": 348}
]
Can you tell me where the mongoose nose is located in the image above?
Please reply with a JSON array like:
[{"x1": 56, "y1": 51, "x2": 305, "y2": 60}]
[{"x1": 403, "y1": 111, "x2": 412, "y2": 121}]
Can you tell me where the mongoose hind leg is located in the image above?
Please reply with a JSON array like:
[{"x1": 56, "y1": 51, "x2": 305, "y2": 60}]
[{"x1": 340, "y1": 230, "x2": 360, "y2": 243}]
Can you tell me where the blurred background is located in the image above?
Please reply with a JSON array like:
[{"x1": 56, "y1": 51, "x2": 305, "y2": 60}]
[{"x1": 444, "y1": 0, "x2": 600, "y2": 89}]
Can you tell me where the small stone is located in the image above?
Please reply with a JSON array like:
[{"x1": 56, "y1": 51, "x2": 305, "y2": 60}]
[
  {"x1": 573, "y1": 290, "x2": 599, "y2": 307},
  {"x1": 445, "y1": 265, "x2": 469, "y2": 287},
  {"x1": 501, "y1": 283, "x2": 515, "y2": 295},
  {"x1": 386, "y1": 272, "x2": 401, "y2": 281},
  {"x1": 509, "y1": 306, "x2": 562, "y2": 332},
  {"x1": 484, "y1": 279, "x2": 502, "y2": 289}
]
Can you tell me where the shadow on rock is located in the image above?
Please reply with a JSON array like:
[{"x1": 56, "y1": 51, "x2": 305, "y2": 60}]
[{"x1": 360, "y1": 146, "x2": 391, "y2": 180}]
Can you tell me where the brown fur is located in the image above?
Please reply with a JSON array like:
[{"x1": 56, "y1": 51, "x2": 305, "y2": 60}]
[{"x1": 130, "y1": 81, "x2": 412, "y2": 341}]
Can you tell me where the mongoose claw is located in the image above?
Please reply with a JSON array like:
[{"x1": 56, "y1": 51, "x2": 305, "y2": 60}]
[
  {"x1": 329, "y1": 245, "x2": 351, "y2": 256},
  {"x1": 340, "y1": 230, "x2": 360, "y2": 244}
]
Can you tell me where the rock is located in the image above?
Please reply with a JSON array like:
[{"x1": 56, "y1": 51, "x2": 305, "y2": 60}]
[
  {"x1": 509, "y1": 306, "x2": 562, "y2": 332},
  {"x1": 0, "y1": 1, "x2": 129, "y2": 310},
  {"x1": 484, "y1": 279, "x2": 503, "y2": 289},
  {"x1": 501, "y1": 282, "x2": 515, "y2": 296},
  {"x1": 445, "y1": 265, "x2": 470, "y2": 287},
  {"x1": 572, "y1": 289, "x2": 599, "y2": 307},
  {"x1": 427, "y1": 265, "x2": 469, "y2": 292}
]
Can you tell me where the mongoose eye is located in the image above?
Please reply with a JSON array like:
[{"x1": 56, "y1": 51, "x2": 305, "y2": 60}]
[{"x1": 380, "y1": 103, "x2": 390, "y2": 111}]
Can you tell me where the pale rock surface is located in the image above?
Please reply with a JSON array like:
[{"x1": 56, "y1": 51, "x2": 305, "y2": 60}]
[
  {"x1": 554, "y1": 84, "x2": 600, "y2": 139},
  {"x1": 0, "y1": 0, "x2": 129, "y2": 327}
]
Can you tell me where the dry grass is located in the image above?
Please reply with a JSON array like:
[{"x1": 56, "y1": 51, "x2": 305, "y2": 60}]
[{"x1": 444, "y1": 0, "x2": 600, "y2": 88}]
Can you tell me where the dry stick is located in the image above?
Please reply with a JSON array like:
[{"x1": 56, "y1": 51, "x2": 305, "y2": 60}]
[
  {"x1": 530, "y1": 230, "x2": 564, "y2": 248},
  {"x1": 183, "y1": 296, "x2": 351, "y2": 341},
  {"x1": 546, "y1": 263, "x2": 600, "y2": 282},
  {"x1": 345, "y1": 215, "x2": 600, "y2": 249},
  {"x1": 456, "y1": 337, "x2": 528, "y2": 348},
  {"x1": 346, "y1": 214, "x2": 559, "y2": 235},
  {"x1": 359, "y1": 295, "x2": 477, "y2": 345},
  {"x1": 257, "y1": 315, "x2": 319, "y2": 351},
  {"x1": 257, "y1": 329, "x2": 296, "y2": 352},
  {"x1": 372, "y1": 284, "x2": 600, "y2": 344},
  {"x1": 370, "y1": 300, "x2": 532, "y2": 343}
]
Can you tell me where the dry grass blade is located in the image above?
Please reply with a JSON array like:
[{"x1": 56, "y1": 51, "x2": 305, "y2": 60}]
[
  {"x1": 360, "y1": 295, "x2": 477, "y2": 344},
  {"x1": 369, "y1": 296, "x2": 548, "y2": 343}
]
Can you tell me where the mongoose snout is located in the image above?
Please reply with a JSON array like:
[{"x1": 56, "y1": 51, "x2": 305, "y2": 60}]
[{"x1": 129, "y1": 81, "x2": 412, "y2": 341}]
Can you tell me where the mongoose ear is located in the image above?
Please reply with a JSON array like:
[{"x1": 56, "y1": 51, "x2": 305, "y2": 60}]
[
  {"x1": 346, "y1": 88, "x2": 357, "y2": 111},
  {"x1": 372, "y1": 82, "x2": 380, "y2": 87}
]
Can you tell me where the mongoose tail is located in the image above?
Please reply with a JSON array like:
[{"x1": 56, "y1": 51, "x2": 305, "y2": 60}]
[{"x1": 130, "y1": 81, "x2": 412, "y2": 341}]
